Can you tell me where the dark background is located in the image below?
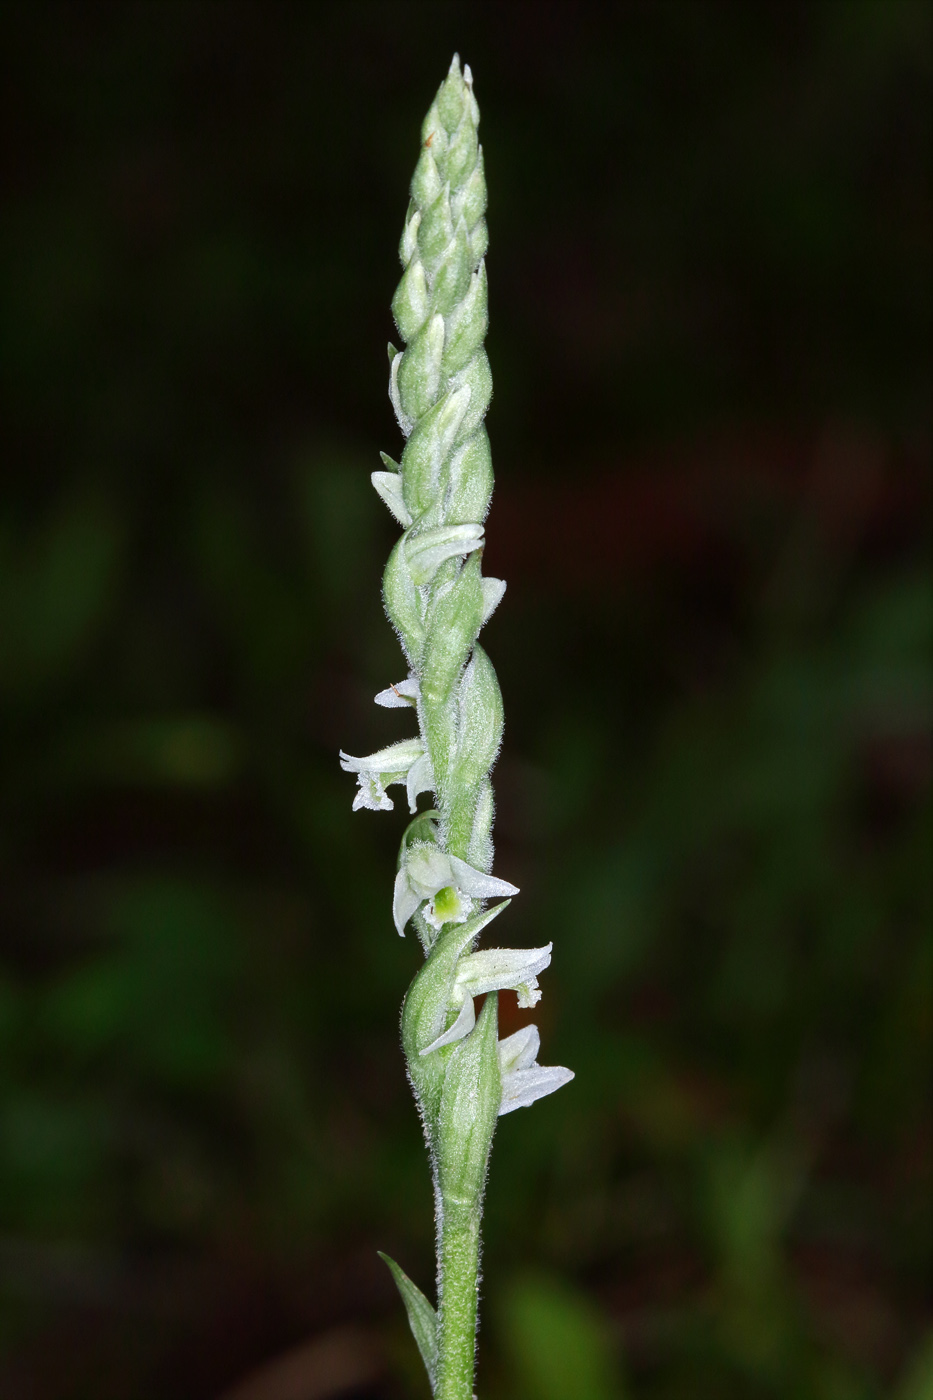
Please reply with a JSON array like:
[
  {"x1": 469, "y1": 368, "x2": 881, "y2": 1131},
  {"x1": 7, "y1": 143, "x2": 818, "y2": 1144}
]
[{"x1": 0, "y1": 3, "x2": 930, "y2": 1398}]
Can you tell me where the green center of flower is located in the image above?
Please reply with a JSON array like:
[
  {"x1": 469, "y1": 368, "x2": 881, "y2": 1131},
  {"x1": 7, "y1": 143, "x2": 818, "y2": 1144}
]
[{"x1": 433, "y1": 884, "x2": 460, "y2": 922}]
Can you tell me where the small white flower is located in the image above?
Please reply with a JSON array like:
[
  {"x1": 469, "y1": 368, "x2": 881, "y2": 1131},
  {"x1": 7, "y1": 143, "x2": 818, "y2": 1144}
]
[
  {"x1": 481, "y1": 577, "x2": 506, "y2": 624},
  {"x1": 374, "y1": 676, "x2": 420, "y2": 708},
  {"x1": 420, "y1": 943, "x2": 552, "y2": 1055},
  {"x1": 405, "y1": 523, "x2": 485, "y2": 586},
  {"x1": 393, "y1": 845, "x2": 518, "y2": 937},
  {"x1": 371, "y1": 470, "x2": 412, "y2": 527},
  {"x1": 339, "y1": 738, "x2": 433, "y2": 814},
  {"x1": 497, "y1": 1024, "x2": 574, "y2": 1116}
]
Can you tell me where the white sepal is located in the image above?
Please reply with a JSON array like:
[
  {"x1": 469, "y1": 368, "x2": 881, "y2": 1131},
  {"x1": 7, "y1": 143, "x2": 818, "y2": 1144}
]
[
  {"x1": 481, "y1": 577, "x2": 506, "y2": 624},
  {"x1": 420, "y1": 994, "x2": 476, "y2": 1056},
  {"x1": 339, "y1": 738, "x2": 424, "y2": 774},
  {"x1": 448, "y1": 854, "x2": 518, "y2": 899},
  {"x1": 406, "y1": 751, "x2": 435, "y2": 813},
  {"x1": 497, "y1": 1024, "x2": 540, "y2": 1075},
  {"x1": 393, "y1": 864, "x2": 423, "y2": 937},
  {"x1": 499, "y1": 1063, "x2": 575, "y2": 1116},
  {"x1": 371, "y1": 471, "x2": 412, "y2": 527},
  {"x1": 405, "y1": 523, "x2": 484, "y2": 587},
  {"x1": 453, "y1": 943, "x2": 552, "y2": 1001},
  {"x1": 374, "y1": 677, "x2": 420, "y2": 708},
  {"x1": 497, "y1": 1024, "x2": 574, "y2": 1116},
  {"x1": 389, "y1": 348, "x2": 414, "y2": 437}
]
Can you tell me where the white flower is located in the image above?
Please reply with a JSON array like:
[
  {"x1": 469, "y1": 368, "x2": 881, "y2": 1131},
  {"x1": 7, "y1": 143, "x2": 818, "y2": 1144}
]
[
  {"x1": 393, "y1": 844, "x2": 518, "y2": 937},
  {"x1": 371, "y1": 470, "x2": 412, "y2": 527},
  {"x1": 405, "y1": 523, "x2": 484, "y2": 586},
  {"x1": 497, "y1": 1024, "x2": 574, "y2": 1116},
  {"x1": 481, "y1": 577, "x2": 507, "y2": 624},
  {"x1": 374, "y1": 676, "x2": 419, "y2": 708},
  {"x1": 339, "y1": 738, "x2": 433, "y2": 814},
  {"x1": 420, "y1": 943, "x2": 552, "y2": 1055}
]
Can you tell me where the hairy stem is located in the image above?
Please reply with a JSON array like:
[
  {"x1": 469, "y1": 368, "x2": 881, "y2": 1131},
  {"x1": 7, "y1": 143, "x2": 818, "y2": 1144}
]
[{"x1": 437, "y1": 1200, "x2": 481, "y2": 1399}]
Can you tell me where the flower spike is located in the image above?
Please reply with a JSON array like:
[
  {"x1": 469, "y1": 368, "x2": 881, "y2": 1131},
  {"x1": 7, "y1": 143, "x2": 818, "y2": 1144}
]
[{"x1": 338, "y1": 56, "x2": 572, "y2": 1397}]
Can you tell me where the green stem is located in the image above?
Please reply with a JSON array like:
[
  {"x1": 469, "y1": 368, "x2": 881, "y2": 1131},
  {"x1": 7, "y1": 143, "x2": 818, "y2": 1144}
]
[{"x1": 436, "y1": 1196, "x2": 481, "y2": 1399}]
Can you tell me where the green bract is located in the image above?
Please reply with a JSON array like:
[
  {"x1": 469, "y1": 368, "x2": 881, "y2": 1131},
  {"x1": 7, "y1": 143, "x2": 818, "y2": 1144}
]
[{"x1": 340, "y1": 55, "x2": 572, "y2": 1400}]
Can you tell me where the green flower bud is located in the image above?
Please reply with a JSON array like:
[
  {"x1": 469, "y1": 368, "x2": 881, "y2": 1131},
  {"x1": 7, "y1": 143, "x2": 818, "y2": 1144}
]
[
  {"x1": 446, "y1": 116, "x2": 479, "y2": 189},
  {"x1": 443, "y1": 260, "x2": 488, "y2": 376},
  {"x1": 451, "y1": 150, "x2": 487, "y2": 228},
  {"x1": 437, "y1": 58, "x2": 468, "y2": 133},
  {"x1": 431, "y1": 226, "x2": 473, "y2": 316},
  {"x1": 418, "y1": 186, "x2": 455, "y2": 276},
  {"x1": 400, "y1": 385, "x2": 471, "y2": 519},
  {"x1": 391, "y1": 256, "x2": 429, "y2": 342},
  {"x1": 411, "y1": 145, "x2": 442, "y2": 207},
  {"x1": 469, "y1": 216, "x2": 489, "y2": 262},
  {"x1": 453, "y1": 645, "x2": 503, "y2": 791},
  {"x1": 399, "y1": 204, "x2": 421, "y2": 265},
  {"x1": 420, "y1": 552, "x2": 483, "y2": 710},
  {"x1": 396, "y1": 312, "x2": 445, "y2": 423},
  {"x1": 449, "y1": 348, "x2": 492, "y2": 446},
  {"x1": 446, "y1": 425, "x2": 493, "y2": 525},
  {"x1": 383, "y1": 536, "x2": 424, "y2": 661}
]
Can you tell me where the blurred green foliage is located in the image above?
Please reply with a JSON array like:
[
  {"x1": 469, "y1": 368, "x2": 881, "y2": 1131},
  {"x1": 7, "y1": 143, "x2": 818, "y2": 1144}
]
[{"x1": 0, "y1": 3, "x2": 929, "y2": 1399}]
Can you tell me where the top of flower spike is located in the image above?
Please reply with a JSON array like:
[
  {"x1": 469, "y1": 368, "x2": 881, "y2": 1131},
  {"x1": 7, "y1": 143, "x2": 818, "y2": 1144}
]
[{"x1": 423, "y1": 53, "x2": 480, "y2": 138}]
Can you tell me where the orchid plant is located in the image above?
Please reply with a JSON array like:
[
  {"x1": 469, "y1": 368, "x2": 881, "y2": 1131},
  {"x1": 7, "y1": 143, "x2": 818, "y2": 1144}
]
[{"x1": 340, "y1": 55, "x2": 572, "y2": 1399}]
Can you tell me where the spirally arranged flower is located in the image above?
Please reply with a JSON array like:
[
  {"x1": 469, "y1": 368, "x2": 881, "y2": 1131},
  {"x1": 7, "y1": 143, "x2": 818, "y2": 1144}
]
[{"x1": 338, "y1": 56, "x2": 572, "y2": 1400}]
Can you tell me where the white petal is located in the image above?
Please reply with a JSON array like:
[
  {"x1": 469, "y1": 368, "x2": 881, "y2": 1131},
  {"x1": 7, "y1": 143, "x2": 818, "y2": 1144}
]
[
  {"x1": 393, "y1": 868, "x2": 421, "y2": 937},
  {"x1": 406, "y1": 846, "x2": 453, "y2": 898},
  {"x1": 371, "y1": 471, "x2": 412, "y2": 527},
  {"x1": 374, "y1": 677, "x2": 420, "y2": 708},
  {"x1": 454, "y1": 943, "x2": 552, "y2": 999},
  {"x1": 406, "y1": 523, "x2": 484, "y2": 586},
  {"x1": 420, "y1": 995, "x2": 476, "y2": 1056},
  {"x1": 339, "y1": 738, "x2": 423, "y2": 774},
  {"x1": 448, "y1": 854, "x2": 519, "y2": 899},
  {"x1": 406, "y1": 752, "x2": 435, "y2": 813},
  {"x1": 498, "y1": 1024, "x2": 540, "y2": 1075},
  {"x1": 499, "y1": 1065, "x2": 574, "y2": 1116},
  {"x1": 481, "y1": 577, "x2": 507, "y2": 624}
]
